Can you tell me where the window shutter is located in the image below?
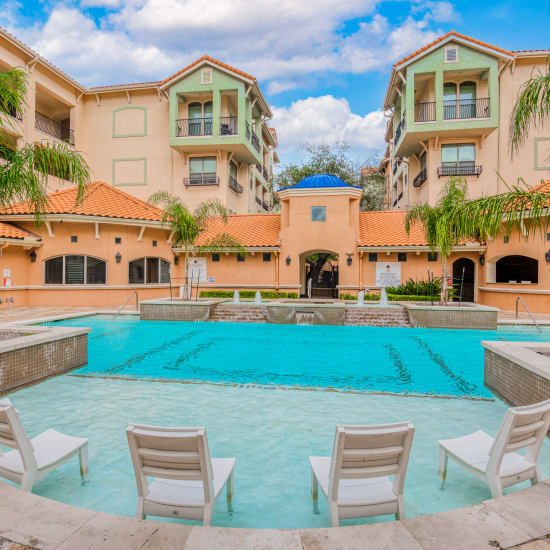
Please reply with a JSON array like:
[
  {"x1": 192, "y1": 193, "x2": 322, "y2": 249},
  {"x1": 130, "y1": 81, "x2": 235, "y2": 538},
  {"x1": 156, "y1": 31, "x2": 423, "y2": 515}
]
[
  {"x1": 445, "y1": 47, "x2": 458, "y2": 62},
  {"x1": 65, "y1": 255, "x2": 85, "y2": 284},
  {"x1": 45, "y1": 257, "x2": 63, "y2": 284},
  {"x1": 87, "y1": 257, "x2": 106, "y2": 284}
]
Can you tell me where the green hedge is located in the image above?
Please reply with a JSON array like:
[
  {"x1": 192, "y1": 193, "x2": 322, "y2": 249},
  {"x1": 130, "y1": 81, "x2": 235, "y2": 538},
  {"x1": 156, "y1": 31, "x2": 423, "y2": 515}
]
[
  {"x1": 339, "y1": 292, "x2": 439, "y2": 302},
  {"x1": 199, "y1": 290, "x2": 299, "y2": 299}
]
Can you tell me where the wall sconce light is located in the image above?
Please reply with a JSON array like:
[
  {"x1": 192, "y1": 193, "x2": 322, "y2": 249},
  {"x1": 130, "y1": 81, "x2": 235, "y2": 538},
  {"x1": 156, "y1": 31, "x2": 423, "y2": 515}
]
[
  {"x1": 347, "y1": 256, "x2": 352, "y2": 266},
  {"x1": 174, "y1": 255, "x2": 179, "y2": 265},
  {"x1": 545, "y1": 250, "x2": 550, "y2": 263},
  {"x1": 115, "y1": 252, "x2": 122, "y2": 263},
  {"x1": 29, "y1": 250, "x2": 37, "y2": 263},
  {"x1": 479, "y1": 254, "x2": 485, "y2": 266},
  {"x1": 286, "y1": 255, "x2": 291, "y2": 265}
]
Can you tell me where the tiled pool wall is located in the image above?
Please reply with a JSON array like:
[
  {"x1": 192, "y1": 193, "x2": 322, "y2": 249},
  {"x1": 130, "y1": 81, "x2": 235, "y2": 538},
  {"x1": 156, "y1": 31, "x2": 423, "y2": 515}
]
[{"x1": 405, "y1": 304, "x2": 498, "y2": 330}]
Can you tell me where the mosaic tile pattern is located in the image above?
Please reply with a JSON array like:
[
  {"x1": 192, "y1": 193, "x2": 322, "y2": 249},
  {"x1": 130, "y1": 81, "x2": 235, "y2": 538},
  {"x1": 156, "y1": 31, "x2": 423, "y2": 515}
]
[{"x1": 408, "y1": 307, "x2": 498, "y2": 329}]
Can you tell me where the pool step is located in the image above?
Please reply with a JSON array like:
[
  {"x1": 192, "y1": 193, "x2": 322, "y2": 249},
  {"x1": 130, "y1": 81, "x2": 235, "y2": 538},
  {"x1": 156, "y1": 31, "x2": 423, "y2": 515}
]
[
  {"x1": 344, "y1": 307, "x2": 411, "y2": 327},
  {"x1": 209, "y1": 304, "x2": 268, "y2": 323}
]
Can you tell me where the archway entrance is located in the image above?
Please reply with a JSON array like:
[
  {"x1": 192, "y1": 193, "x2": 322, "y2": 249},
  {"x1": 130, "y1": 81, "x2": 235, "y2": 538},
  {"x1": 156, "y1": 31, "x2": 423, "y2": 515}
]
[
  {"x1": 303, "y1": 252, "x2": 339, "y2": 298},
  {"x1": 452, "y1": 257, "x2": 475, "y2": 302}
]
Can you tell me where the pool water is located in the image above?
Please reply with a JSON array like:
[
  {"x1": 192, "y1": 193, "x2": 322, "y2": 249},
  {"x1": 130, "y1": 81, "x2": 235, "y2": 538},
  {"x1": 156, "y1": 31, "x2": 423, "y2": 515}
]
[{"x1": 2, "y1": 316, "x2": 550, "y2": 528}]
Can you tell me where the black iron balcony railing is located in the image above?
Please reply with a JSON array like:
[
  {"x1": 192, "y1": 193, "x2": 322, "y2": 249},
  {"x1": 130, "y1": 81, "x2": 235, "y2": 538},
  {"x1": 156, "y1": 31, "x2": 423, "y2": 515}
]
[
  {"x1": 437, "y1": 162, "x2": 482, "y2": 177},
  {"x1": 251, "y1": 129, "x2": 261, "y2": 153},
  {"x1": 245, "y1": 120, "x2": 251, "y2": 140},
  {"x1": 255, "y1": 196, "x2": 262, "y2": 205},
  {"x1": 228, "y1": 174, "x2": 243, "y2": 193},
  {"x1": 35, "y1": 112, "x2": 74, "y2": 145},
  {"x1": 443, "y1": 98, "x2": 490, "y2": 120},
  {"x1": 0, "y1": 100, "x2": 22, "y2": 121},
  {"x1": 262, "y1": 201, "x2": 269, "y2": 211},
  {"x1": 414, "y1": 102, "x2": 436, "y2": 122},
  {"x1": 220, "y1": 116, "x2": 237, "y2": 135},
  {"x1": 413, "y1": 167, "x2": 427, "y2": 188},
  {"x1": 392, "y1": 159, "x2": 401, "y2": 175},
  {"x1": 262, "y1": 165, "x2": 269, "y2": 180},
  {"x1": 394, "y1": 111, "x2": 406, "y2": 144},
  {"x1": 398, "y1": 192, "x2": 403, "y2": 201},
  {"x1": 183, "y1": 173, "x2": 219, "y2": 186},
  {"x1": 176, "y1": 117, "x2": 212, "y2": 137},
  {"x1": 392, "y1": 199, "x2": 398, "y2": 207}
]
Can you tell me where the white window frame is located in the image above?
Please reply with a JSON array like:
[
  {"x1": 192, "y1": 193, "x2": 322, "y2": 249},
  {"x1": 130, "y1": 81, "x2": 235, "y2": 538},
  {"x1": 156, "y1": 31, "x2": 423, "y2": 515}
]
[
  {"x1": 43, "y1": 255, "x2": 107, "y2": 285},
  {"x1": 444, "y1": 46, "x2": 459, "y2": 63},
  {"x1": 128, "y1": 257, "x2": 171, "y2": 284}
]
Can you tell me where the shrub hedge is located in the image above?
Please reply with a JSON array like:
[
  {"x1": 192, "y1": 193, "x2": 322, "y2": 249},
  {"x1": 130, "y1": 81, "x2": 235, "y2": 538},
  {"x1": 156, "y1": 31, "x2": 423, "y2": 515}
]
[
  {"x1": 339, "y1": 292, "x2": 440, "y2": 302},
  {"x1": 199, "y1": 290, "x2": 299, "y2": 299}
]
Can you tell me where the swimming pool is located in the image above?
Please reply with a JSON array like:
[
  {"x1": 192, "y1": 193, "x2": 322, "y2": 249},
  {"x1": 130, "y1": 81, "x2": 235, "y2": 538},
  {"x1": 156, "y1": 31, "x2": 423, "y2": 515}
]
[{"x1": 3, "y1": 316, "x2": 550, "y2": 528}]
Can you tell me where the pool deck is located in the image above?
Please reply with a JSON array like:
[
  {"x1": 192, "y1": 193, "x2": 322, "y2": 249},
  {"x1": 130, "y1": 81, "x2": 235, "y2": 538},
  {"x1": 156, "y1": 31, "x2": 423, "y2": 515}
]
[{"x1": 0, "y1": 480, "x2": 549, "y2": 550}]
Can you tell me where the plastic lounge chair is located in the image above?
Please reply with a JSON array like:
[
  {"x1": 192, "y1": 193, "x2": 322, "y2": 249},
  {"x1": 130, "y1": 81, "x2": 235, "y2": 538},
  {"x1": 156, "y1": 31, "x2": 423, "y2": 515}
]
[
  {"x1": 438, "y1": 399, "x2": 550, "y2": 498},
  {"x1": 0, "y1": 398, "x2": 88, "y2": 492},
  {"x1": 126, "y1": 424, "x2": 235, "y2": 525},
  {"x1": 309, "y1": 422, "x2": 415, "y2": 526}
]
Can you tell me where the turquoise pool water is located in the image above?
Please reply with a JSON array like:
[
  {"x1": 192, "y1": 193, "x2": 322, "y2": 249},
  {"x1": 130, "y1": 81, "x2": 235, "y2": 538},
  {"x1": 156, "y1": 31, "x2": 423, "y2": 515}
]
[{"x1": 3, "y1": 317, "x2": 550, "y2": 528}]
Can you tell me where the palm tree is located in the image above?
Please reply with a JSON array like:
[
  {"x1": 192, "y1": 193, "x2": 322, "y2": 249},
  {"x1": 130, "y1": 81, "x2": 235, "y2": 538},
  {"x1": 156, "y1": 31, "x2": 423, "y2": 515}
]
[
  {"x1": 0, "y1": 68, "x2": 90, "y2": 217},
  {"x1": 509, "y1": 55, "x2": 550, "y2": 154},
  {"x1": 148, "y1": 191, "x2": 245, "y2": 298}
]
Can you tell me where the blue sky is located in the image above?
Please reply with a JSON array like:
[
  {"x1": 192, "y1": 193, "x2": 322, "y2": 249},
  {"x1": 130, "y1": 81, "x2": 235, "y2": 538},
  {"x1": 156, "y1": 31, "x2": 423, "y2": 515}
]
[{"x1": 2, "y1": 0, "x2": 549, "y2": 165}]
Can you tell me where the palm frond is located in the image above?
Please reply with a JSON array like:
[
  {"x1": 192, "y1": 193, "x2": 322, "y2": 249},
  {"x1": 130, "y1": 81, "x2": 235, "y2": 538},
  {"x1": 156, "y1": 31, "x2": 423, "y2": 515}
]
[
  {"x1": 197, "y1": 233, "x2": 247, "y2": 257},
  {"x1": 0, "y1": 67, "x2": 27, "y2": 147}
]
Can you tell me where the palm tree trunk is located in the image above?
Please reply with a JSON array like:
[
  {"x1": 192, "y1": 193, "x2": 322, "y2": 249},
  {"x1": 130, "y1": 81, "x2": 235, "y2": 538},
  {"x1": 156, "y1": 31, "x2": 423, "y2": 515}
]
[
  {"x1": 184, "y1": 250, "x2": 191, "y2": 300},
  {"x1": 441, "y1": 256, "x2": 448, "y2": 306}
]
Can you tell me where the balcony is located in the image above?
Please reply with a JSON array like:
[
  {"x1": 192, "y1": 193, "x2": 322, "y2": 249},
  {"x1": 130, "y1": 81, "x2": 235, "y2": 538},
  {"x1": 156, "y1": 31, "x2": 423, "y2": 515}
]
[
  {"x1": 394, "y1": 111, "x2": 406, "y2": 144},
  {"x1": 176, "y1": 117, "x2": 212, "y2": 137},
  {"x1": 262, "y1": 201, "x2": 270, "y2": 211},
  {"x1": 413, "y1": 168, "x2": 427, "y2": 188},
  {"x1": 443, "y1": 98, "x2": 490, "y2": 120},
  {"x1": 414, "y1": 102, "x2": 435, "y2": 122},
  {"x1": 262, "y1": 165, "x2": 269, "y2": 180},
  {"x1": 245, "y1": 121, "x2": 251, "y2": 140},
  {"x1": 392, "y1": 160, "x2": 401, "y2": 175},
  {"x1": 220, "y1": 116, "x2": 237, "y2": 136},
  {"x1": 228, "y1": 174, "x2": 243, "y2": 194},
  {"x1": 0, "y1": 100, "x2": 21, "y2": 121},
  {"x1": 251, "y1": 129, "x2": 261, "y2": 153},
  {"x1": 183, "y1": 173, "x2": 219, "y2": 186},
  {"x1": 35, "y1": 112, "x2": 74, "y2": 145},
  {"x1": 255, "y1": 196, "x2": 262, "y2": 205},
  {"x1": 437, "y1": 162, "x2": 482, "y2": 177}
]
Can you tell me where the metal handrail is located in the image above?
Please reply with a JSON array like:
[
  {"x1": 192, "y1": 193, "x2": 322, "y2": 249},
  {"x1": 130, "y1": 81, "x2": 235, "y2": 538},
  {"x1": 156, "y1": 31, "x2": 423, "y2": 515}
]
[
  {"x1": 515, "y1": 296, "x2": 541, "y2": 333},
  {"x1": 114, "y1": 290, "x2": 139, "y2": 318}
]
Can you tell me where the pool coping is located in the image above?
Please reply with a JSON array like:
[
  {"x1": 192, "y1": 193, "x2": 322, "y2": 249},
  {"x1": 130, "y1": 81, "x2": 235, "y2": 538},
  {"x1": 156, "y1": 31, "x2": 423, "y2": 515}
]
[{"x1": 0, "y1": 479, "x2": 548, "y2": 549}]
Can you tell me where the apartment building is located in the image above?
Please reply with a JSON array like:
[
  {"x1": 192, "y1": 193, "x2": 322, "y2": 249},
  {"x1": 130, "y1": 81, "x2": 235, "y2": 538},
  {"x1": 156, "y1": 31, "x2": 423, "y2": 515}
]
[
  {"x1": 0, "y1": 28, "x2": 278, "y2": 214},
  {"x1": 383, "y1": 31, "x2": 550, "y2": 210}
]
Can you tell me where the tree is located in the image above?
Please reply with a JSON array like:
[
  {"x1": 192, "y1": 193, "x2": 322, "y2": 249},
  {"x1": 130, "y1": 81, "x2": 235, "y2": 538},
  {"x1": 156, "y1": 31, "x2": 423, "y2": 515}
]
[
  {"x1": 148, "y1": 192, "x2": 245, "y2": 298},
  {"x1": 509, "y1": 55, "x2": 550, "y2": 155},
  {"x1": 305, "y1": 253, "x2": 336, "y2": 287},
  {"x1": 360, "y1": 166, "x2": 386, "y2": 211},
  {"x1": 0, "y1": 68, "x2": 90, "y2": 217}
]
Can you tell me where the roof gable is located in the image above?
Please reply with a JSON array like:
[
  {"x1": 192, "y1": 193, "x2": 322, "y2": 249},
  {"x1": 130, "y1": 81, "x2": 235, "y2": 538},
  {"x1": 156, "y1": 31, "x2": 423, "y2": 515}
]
[{"x1": 0, "y1": 221, "x2": 41, "y2": 241}]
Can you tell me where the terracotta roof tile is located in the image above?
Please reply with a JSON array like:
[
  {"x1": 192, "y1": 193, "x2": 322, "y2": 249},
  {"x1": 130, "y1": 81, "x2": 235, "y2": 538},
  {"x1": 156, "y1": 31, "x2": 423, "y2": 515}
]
[
  {"x1": 194, "y1": 214, "x2": 280, "y2": 247},
  {"x1": 393, "y1": 31, "x2": 513, "y2": 67},
  {"x1": 159, "y1": 55, "x2": 255, "y2": 87},
  {"x1": 0, "y1": 222, "x2": 40, "y2": 240},
  {"x1": 0, "y1": 182, "x2": 163, "y2": 222},
  {"x1": 358, "y1": 211, "x2": 427, "y2": 246}
]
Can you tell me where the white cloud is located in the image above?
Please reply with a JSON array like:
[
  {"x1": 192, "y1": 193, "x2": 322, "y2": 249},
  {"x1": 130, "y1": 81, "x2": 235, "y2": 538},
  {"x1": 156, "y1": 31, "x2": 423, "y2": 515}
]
[
  {"x1": 80, "y1": 0, "x2": 123, "y2": 8},
  {"x1": 271, "y1": 95, "x2": 386, "y2": 151},
  {"x1": 412, "y1": 1, "x2": 460, "y2": 23}
]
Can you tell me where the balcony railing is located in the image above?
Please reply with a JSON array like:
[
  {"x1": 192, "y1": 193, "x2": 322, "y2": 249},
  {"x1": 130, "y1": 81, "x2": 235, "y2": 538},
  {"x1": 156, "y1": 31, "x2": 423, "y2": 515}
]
[
  {"x1": 413, "y1": 167, "x2": 427, "y2": 188},
  {"x1": 35, "y1": 112, "x2": 74, "y2": 145},
  {"x1": 0, "y1": 100, "x2": 22, "y2": 121},
  {"x1": 443, "y1": 98, "x2": 490, "y2": 120},
  {"x1": 220, "y1": 116, "x2": 237, "y2": 135},
  {"x1": 262, "y1": 201, "x2": 270, "y2": 211},
  {"x1": 245, "y1": 121, "x2": 251, "y2": 140},
  {"x1": 251, "y1": 129, "x2": 261, "y2": 152},
  {"x1": 398, "y1": 192, "x2": 403, "y2": 201},
  {"x1": 394, "y1": 111, "x2": 406, "y2": 144},
  {"x1": 414, "y1": 102, "x2": 436, "y2": 122},
  {"x1": 392, "y1": 199, "x2": 397, "y2": 207},
  {"x1": 437, "y1": 162, "x2": 482, "y2": 177},
  {"x1": 183, "y1": 173, "x2": 219, "y2": 186},
  {"x1": 255, "y1": 196, "x2": 262, "y2": 205},
  {"x1": 228, "y1": 174, "x2": 243, "y2": 193},
  {"x1": 262, "y1": 165, "x2": 269, "y2": 179},
  {"x1": 176, "y1": 117, "x2": 212, "y2": 137},
  {"x1": 392, "y1": 160, "x2": 401, "y2": 175}
]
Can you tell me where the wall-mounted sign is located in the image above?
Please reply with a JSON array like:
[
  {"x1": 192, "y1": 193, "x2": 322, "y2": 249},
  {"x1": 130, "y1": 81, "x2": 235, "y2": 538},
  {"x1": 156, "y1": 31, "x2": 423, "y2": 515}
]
[
  {"x1": 187, "y1": 257, "x2": 208, "y2": 282},
  {"x1": 3, "y1": 269, "x2": 10, "y2": 277},
  {"x1": 376, "y1": 262, "x2": 401, "y2": 287}
]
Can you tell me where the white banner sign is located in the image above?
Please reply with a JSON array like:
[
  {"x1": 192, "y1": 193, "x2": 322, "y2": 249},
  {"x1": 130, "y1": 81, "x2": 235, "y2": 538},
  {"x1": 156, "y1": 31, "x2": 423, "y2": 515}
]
[
  {"x1": 376, "y1": 262, "x2": 401, "y2": 287},
  {"x1": 187, "y1": 257, "x2": 208, "y2": 282}
]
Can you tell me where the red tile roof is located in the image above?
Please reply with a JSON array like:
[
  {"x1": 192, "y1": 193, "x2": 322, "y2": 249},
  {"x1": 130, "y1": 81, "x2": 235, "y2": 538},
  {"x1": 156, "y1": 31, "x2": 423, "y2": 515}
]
[
  {"x1": 0, "y1": 222, "x2": 40, "y2": 241},
  {"x1": 193, "y1": 214, "x2": 280, "y2": 247},
  {"x1": 0, "y1": 182, "x2": 164, "y2": 222},
  {"x1": 159, "y1": 55, "x2": 255, "y2": 87},
  {"x1": 393, "y1": 30, "x2": 513, "y2": 67},
  {"x1": 358, "y1": 211, "x2": 427, "y2": 246}
]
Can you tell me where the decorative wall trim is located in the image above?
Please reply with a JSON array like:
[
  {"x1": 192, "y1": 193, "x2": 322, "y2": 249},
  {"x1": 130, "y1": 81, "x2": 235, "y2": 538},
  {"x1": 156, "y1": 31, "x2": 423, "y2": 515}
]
[
  {"x1": 112, "y1": 106, "x2": 147, "y2": 138},
  {"x1": 112, "y1": 157, "x2": 147, "y2": 186},
  {"x1": 534, "y1": 137, "x2": 550, "y2": 171}
]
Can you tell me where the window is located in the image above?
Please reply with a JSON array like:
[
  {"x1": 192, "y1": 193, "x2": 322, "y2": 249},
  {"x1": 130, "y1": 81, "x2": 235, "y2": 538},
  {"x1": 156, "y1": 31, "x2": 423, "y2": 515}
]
[
  {"x1": 128, "y1": 257, "x2": 170, "y2": 284},
  {"x1": 496, "y1": 255, "x2": 538, "y2": 284},
  {"x1": 44, "y1": 255, "x2": 106, "y2": 285},
  {"x1": 212, "y1": 253, "x2": 220, "y2": 262},
  {"x1": 115, "y1": 237, "x2": 122, "y2": 244},
  {"x1": 311, "y1": 206, "x2": 326, "y2": 222},
  {"x1": 368, "y1": 253, "x2": 378, "y2": 262},
  {"x1": 428, "y1": 252, "x2": 438, "y2": 262},
  {"x1": 237, "y1": 254, "x2": 245, "y2": 262},
  {"x1": 152, "y1": 240, "x2": 157, "y2": 247},
  {"x1": 398, "y1": 252, "x2": 407, "y2": 262},
  {"x1": 443, "y1": 82, "x2": 457, "y2": 119},
  {"x1": 441, "y1": 143, "x2": 475, "y2": 175},
  {"x1": 263, "y1": 253, "x2": 271, "y2": 262},
  {"x1": 546, "y1": 233, "x2": 550, "y2": 241},
  {"x1": 189, "y1": 156, "x2": 217, "y2": 185},
  {"x1": 503, "y1": 235, "x2": 509, "y2": 243},
  {"x1": 445, "y1": 46, "x2": 458, "y2": 63},
  {"x1": 420, "y1": 152, "x2": 427, "y2": 171},
  {"x1": 70, "y1": 236, "x2": 77, "y2": 243}
]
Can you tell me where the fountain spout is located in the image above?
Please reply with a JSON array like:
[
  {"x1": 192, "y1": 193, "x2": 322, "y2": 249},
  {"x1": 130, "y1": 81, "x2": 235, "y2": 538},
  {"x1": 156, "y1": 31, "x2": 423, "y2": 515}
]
[
  {"x1": 254, "y1": 291, "x2": 262, "y2": 304},
  {"x1": 233, "y1": 290, "x2": 240, "y2": 304},
  {"x1": 379, "y1": 287, "x2": 389, "y2": 307}
]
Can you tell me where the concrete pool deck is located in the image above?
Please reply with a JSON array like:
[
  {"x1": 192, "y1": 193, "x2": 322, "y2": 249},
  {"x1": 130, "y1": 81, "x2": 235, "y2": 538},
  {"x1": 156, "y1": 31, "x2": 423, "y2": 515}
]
[{"x1": 0, "y1": 479, "x2": 549, "y2": 549}]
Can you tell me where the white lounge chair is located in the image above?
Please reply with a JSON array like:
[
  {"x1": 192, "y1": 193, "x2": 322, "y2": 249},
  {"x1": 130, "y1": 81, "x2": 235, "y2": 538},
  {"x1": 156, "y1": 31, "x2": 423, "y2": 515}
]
[
  {"x1": 126, "y1": 424, "x2": 235, "y2": 525},
  {"x1": 0, "y1": 398, "x2": 88, "y2": 492},
  {"x1": 438, "y1": 399, "x2": 550, "y2": 498},
  {"x1": 309, "y1": 422, "x2": 415, "y2": 526}
]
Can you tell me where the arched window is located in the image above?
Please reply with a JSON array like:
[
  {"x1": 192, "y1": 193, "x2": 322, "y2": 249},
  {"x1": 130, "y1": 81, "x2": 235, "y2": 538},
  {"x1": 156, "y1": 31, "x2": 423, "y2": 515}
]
[
  {"x1": 203, "y1": 101, "x2": 213, "y2": 134},
  {"x1": 188, "y1": 102, "x2": 203, "y2": 136},
  {"x1": 44, "y1": 255, "x2": 106, "y2": 285},
  {"x1": 459, "y1": 81, "x2": 476, "y2": 119},
  {"x1": 443, "y1": 82, "x2": 457, "y2": 119},
  {"x1": 129, "y1": 257, "x2": 170, "y2": 284},
  {"x1": 496, "y1": 255, "x2": 538, "y2": 284}
]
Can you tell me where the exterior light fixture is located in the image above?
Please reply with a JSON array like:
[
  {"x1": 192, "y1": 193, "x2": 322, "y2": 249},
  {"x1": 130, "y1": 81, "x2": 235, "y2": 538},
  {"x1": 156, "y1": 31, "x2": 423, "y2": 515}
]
[
  {"x1": 479, "y1": 254, "x2": 485, "y2": 266},
  {"x1": 174, "y1": 255, "x2": 179, "y2": 265},
  {"x1": 545, "y1": 250, "x2": 550, "y2": 263},
  {"x1": 115, "y1": 252, "x2": 122, "y2": 263},
  {"x1": 347, "y1": 255, "x2": 353, "y2": 266},
  {"x1": 29, "y1": 250, "x2": 37, "y2": 262},
  {"x1": 286, "y1": 255, "x2": 291, "y2": 265}
]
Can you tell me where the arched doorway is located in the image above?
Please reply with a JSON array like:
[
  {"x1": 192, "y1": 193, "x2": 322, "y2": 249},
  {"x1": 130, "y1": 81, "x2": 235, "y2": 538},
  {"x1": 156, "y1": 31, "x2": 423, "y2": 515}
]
[
  {"x1": 303, "y1": 252, "x2": 339, "y2": 298},
  {"x1": 452, "y1": 258, "x2": 475, "y2": 302}
]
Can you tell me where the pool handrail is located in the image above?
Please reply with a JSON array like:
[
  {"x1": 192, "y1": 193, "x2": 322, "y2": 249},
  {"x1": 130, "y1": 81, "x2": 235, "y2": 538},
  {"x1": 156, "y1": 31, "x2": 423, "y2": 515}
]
[
  {"x1": 515, "y1": 296, "x2": 541, "y2": 332},
  {"x1": 114, "y1": 291, "x2": 139, "y2": 318}
]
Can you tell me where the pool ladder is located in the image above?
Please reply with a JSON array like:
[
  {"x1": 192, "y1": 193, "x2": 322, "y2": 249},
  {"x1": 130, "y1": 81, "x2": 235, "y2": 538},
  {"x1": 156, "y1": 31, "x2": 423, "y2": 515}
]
[
  {"x1": 515, "y1": 296, "x2": 541, "y2": 333},
  {"x1": 114, "y1": 291, "x2": 139, "y2": 319}
]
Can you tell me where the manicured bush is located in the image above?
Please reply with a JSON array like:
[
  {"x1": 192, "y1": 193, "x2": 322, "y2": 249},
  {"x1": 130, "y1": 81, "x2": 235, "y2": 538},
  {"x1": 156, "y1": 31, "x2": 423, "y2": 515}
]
[
  {"x1": 339, "y1": 292, "x2": 439, "y2": 302},
  {"x1": 386, "y1": 278, "x2": 442, "y2": 297},
  {"x1": 199, "y1": 290, "x2": 298, "y2": 299}
]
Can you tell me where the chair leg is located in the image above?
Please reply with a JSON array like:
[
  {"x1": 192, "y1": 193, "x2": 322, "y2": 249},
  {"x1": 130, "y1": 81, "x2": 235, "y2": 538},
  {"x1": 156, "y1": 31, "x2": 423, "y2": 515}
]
[
  {"x1": 395, "y1": 495, "x2": 405, "y2": 521},
  {"x1": 329, "y1": 502, "x2": 339, "y2": 527},
  {"x1": 226, "y1": 469, "x2": 234, "y2": 513},
  {"x1": 437, "y1": 446, "x2": 448, "y2": 490},
  {"x1": 531, "y1": 465, "x2": 542, "y2": 486},
  {"x1": 311, "y1": 468, "x2": 319, "y2": 514},
  {"x1": 79, "y1": 444, "x2": 89, "y2": 480},
  {"x1": 20, "y1": 472, "x2": 35, "y2": 492},
  {"x1": 488, "y1": 476, "x2": 503, "y2": 498},
  {"x1": 137, "y1": 499, "x2": 145, "y2": 520},
  {"x1": 203, "y1": 503, "x2": 213, "y2": 527}
]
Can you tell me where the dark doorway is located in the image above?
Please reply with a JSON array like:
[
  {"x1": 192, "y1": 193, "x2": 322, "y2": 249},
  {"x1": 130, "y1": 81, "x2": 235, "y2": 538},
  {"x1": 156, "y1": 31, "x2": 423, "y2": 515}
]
[
  {"x1": 496, "y1": 255, "x2": 538, "y2": 284},
  {"x1": 304, "y1": 254, "x2": 339, "y2": 298},
  {"x1": 453, "y1": 257, "x2": 475, "y2": 302}
]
